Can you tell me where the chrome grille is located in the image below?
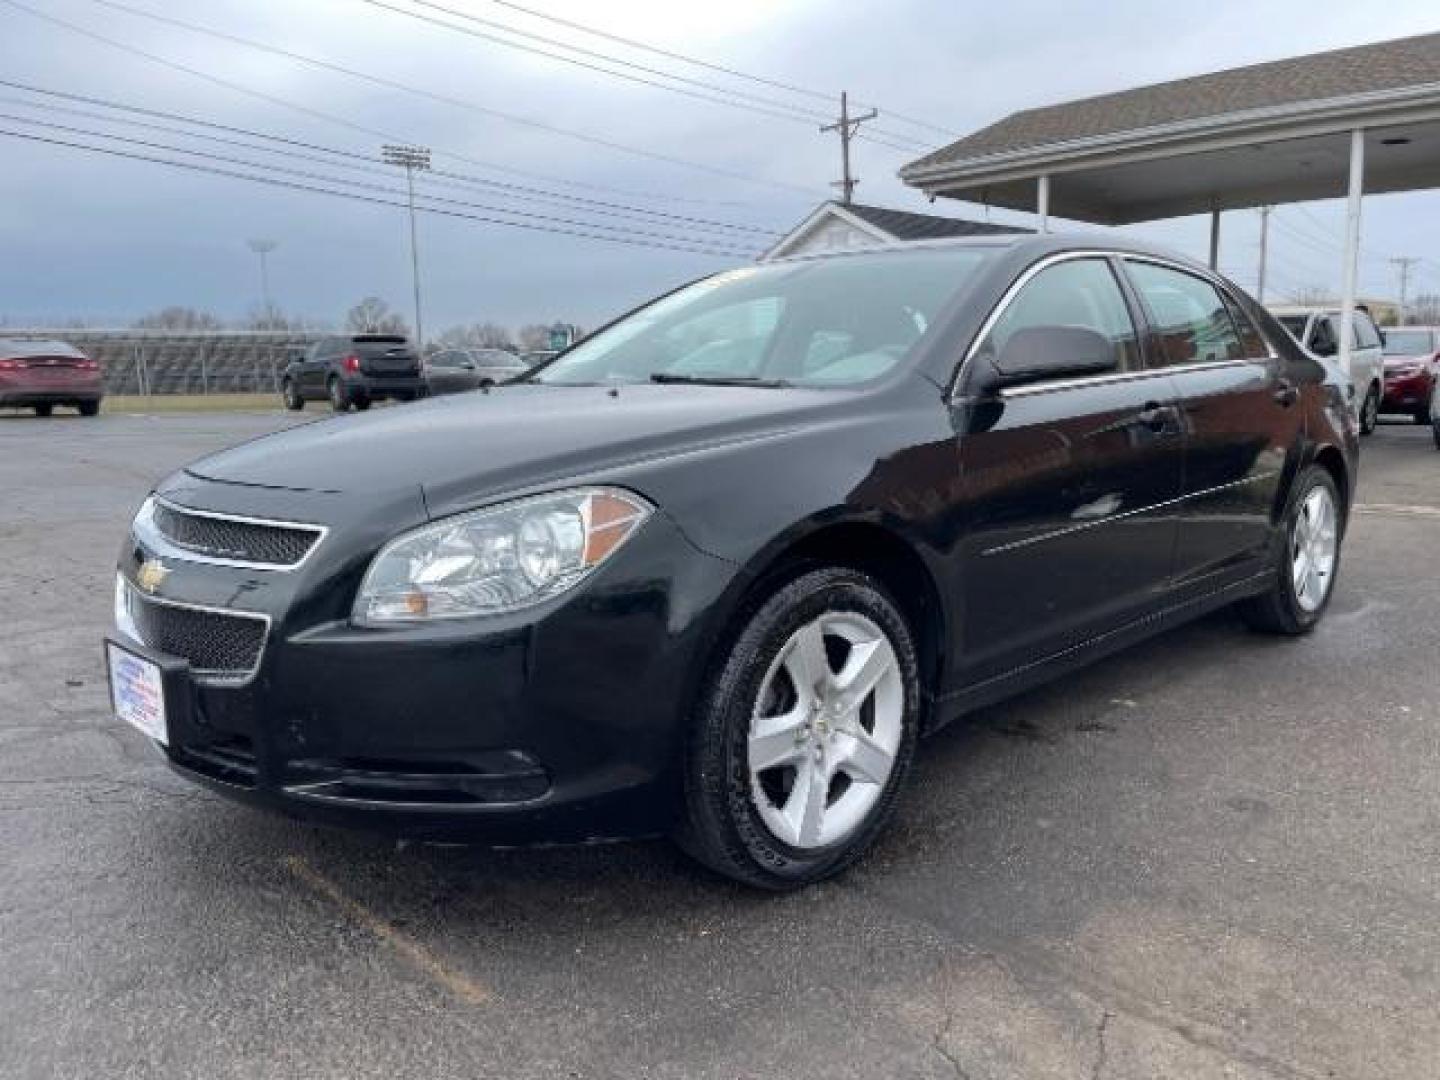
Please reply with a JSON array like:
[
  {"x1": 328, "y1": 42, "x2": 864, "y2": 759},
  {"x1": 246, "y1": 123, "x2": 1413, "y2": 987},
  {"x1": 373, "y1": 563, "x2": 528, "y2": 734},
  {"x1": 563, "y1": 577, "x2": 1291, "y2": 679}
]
[
  {"x1": 120, "y1": 581, "x2": 268, "y2": 682},
  {"x1": 149, "y1": 500, "x2": 321, "y2": 568}
]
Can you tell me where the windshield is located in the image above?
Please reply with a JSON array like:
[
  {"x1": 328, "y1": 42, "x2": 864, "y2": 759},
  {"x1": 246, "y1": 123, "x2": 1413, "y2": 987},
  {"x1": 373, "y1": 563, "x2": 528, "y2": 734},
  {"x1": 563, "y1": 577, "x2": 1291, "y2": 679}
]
[
  {"x1": 531, "y1": 248, "x2": 998, "y2": 388},
  {"x1": 1382, "y1": 329, "x2": 1434, "y2": 356}
]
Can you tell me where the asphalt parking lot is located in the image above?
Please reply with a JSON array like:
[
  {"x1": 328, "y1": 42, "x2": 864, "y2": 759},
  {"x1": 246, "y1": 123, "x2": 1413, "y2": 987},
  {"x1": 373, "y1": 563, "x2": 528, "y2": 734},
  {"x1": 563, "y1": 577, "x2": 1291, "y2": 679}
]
[{"x1": 2, "y1": 409, "x2": 1437, "y2": 1079}]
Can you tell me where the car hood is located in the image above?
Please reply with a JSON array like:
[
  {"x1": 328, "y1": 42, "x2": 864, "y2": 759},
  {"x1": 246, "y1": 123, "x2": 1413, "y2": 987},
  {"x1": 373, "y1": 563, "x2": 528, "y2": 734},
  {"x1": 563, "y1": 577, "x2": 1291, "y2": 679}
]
[{"x1": 185, "y1": 383, "x2": 842, "y2": 504}]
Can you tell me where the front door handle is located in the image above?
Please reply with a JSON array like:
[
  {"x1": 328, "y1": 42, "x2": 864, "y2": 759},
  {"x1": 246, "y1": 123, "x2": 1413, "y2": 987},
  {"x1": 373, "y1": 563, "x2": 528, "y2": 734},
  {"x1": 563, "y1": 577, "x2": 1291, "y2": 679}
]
[
  {"x1": 1137, "y1": 402, "x2": 1173, "y2": 432},
  {"x1": 1274, "y1": 380, "x2": 1300, "y2": 407}
]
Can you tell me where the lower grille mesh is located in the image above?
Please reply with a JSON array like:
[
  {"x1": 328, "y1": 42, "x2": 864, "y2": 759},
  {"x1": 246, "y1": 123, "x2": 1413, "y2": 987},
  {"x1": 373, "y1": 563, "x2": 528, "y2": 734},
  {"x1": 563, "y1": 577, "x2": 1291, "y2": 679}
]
[{"x1": 128, "y1": 589, "x2": 266, "y2": 679}]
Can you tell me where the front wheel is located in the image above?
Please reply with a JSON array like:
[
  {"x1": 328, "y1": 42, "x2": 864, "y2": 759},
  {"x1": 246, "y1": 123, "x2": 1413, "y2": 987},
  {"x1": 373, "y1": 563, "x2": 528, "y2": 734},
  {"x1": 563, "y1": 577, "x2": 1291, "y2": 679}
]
[
  {"x1": 676, "y1": 567, "x2": 920, "y2": 890},
  {"x1": 1432, "y1": 417, "x2": 1440, "y2": 450},
  {"x1": 1237, "y1": 466, "x2": 1342, "y2": 635},
  {"x1": 327, "y1": 377, "x2": 350, "y2": 413},
  {"x1": 33, "y1": 403, "x2": 52, "y2": 418},
  {"x1": 1359, "y1": 385, "x2": 1379, "y2": 435},
  {"x1": 77, "y1": 400, "x2": 100, "y2": 417},
  {"x1": 282, "y1": 379, "x2": 304, "y2": 411}
]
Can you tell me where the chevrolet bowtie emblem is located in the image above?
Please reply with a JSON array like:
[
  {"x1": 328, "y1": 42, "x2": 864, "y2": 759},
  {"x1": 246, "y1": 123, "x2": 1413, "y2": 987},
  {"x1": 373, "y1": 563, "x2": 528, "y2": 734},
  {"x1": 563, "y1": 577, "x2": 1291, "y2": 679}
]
[{"x1": 136, "y1": 559, "x2": 170, "y2": 594}]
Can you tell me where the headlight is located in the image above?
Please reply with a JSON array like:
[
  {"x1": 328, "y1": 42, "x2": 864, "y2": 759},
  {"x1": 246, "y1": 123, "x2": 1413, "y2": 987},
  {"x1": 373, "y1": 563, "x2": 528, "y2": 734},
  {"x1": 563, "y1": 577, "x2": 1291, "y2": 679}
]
[{"x1": 354, "y1": 487, "x2": 652, "y2": 624}]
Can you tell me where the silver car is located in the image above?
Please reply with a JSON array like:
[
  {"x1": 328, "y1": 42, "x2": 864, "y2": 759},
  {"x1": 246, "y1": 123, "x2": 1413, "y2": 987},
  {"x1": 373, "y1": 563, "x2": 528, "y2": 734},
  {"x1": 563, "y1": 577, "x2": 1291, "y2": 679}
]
[{"x1": 424, "y1": 348, "x2": 528, "y2": 395}]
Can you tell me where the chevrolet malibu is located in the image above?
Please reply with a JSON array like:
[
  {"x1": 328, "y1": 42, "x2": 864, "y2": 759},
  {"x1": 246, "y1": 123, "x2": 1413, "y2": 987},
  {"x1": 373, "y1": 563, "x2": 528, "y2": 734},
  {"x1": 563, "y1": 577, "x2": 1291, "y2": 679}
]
[{"x1": 107, "y1": 237, "x2": 1358, "y2": 889}]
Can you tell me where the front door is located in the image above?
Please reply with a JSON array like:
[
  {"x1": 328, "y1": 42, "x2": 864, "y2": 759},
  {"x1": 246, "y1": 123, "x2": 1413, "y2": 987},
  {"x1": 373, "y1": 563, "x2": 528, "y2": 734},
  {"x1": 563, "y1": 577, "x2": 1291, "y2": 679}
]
[
  {"x1": 954, "y1": 256, "x2": 1185, "y2": 686},
  {"x1": 1121, "y1": 259, "x2": 1299, "y2": 590}
]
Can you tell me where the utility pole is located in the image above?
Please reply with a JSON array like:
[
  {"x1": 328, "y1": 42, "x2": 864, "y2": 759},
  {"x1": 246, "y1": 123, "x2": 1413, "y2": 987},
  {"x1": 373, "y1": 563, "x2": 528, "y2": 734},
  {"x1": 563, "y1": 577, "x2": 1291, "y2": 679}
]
[
  {"x1": 1256, "y1": 207, "x2": 1271, "y2": 303},
  {"x1": 819, "y1": 92, "x2": 877, "y2": 205},
  {"x1": 246, "y1": 238, "x2": 277, "y2": 318},
  {"x1": 1389, "y1": 256, "x2": 1419, "y2": 323},
  {"x1": 382, "y1": 144, "x2": 431, "y2": 347}
]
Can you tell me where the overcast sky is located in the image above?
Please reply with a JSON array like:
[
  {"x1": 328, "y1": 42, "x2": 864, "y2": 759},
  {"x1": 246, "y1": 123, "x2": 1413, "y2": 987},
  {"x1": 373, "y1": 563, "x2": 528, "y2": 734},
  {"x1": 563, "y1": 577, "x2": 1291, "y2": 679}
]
[{"x1": 2, "y1": 0, "x2": 1439, "y2": 334}]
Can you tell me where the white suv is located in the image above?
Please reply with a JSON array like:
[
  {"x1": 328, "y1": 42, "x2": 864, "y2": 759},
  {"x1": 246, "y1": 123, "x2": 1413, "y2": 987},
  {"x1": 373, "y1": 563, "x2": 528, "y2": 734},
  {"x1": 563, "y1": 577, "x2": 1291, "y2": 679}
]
[{"x1": 1270, "y1": 306, "x2": 1385, "y2": 435}]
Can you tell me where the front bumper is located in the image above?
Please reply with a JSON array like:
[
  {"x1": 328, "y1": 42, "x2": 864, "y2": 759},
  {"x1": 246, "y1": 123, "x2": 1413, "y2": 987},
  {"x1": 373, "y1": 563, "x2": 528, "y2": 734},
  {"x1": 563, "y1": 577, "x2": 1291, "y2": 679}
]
[{"x1": 112, "y1": 478, "x2": 738, "y2": 844}]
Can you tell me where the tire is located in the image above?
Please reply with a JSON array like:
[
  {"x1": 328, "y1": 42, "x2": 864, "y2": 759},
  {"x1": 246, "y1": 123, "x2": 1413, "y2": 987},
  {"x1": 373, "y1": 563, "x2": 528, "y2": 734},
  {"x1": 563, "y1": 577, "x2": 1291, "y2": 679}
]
[
  {"x1": 1432, "y1": 417, "x2": 1440, "y2": 450},
  {"x1": 327, "y1": 376, "x2": 350, "y2": 413},
  {"x1": 352, "y1": 396, "x2": 372, "y2": 411},
  {"x1": 1237, "y1": 465, "x2": 1343, "y2": 635},
  {"x1": 282, "y1": 379, "x2": 304, "y2": 411},
  {"x1": 1359, "y1": 385, "x2": 1379, "y2": 435},
  {"x1": 77, "y1": 400, "x2": 100, "y2": 417},
  {"x1": 676, "y1": 567, "x2": 921, "y2": 890},
  {"x1": 33, "y1": 403, "x2": 52, "y2": 418}
]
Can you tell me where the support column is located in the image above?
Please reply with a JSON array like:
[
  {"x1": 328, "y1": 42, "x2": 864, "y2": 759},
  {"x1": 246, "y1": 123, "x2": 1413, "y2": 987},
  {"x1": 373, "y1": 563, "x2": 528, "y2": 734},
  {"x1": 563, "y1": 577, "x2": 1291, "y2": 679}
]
[
  {"x1": 1339, "y1": 129, "x2": 1365, "y2": 383},
  {"x1": 1208, "y1": 209, "x2": 1220, "y2": 271},
  {"x1": 1037, "y1": 175, "x2": 1050, "y2": 234}
]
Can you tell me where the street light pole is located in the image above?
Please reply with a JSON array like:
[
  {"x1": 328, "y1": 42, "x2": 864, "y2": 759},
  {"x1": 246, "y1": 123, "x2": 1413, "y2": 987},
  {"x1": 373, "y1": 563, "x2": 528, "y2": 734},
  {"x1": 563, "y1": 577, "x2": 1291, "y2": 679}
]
[
  {"x1": 246, "y1": 238, "x2": 277, "y2": 317},
  {"x1": 381, "y1": 144, "x2": 431, "y2": 348}
]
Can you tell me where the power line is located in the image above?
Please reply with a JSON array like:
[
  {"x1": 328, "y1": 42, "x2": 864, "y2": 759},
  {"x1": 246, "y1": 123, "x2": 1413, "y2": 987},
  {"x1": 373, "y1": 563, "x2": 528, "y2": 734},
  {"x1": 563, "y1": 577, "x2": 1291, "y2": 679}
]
[
  {"x1": 0, "y1": 80, "x2": 783, "y2": 238},
  {"x1": 6, "y1": 0, "x2": 819, "y2": 198},
  {"x1": 351, "y1": 0, "x2": 932, "y2": 152},
  {"x1": 473, "y1": 0, "x2": 962, "y2": 140},
  {"x1": 0, "y1": 121, "x2": 763, "y2": 258}
]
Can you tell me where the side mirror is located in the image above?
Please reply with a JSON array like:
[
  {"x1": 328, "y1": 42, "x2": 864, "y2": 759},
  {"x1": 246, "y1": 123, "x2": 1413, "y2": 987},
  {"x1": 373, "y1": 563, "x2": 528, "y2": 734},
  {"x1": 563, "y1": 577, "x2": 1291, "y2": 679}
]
[{"x1": 976, "y1": 325, "x2": 1117, "y2": 392}]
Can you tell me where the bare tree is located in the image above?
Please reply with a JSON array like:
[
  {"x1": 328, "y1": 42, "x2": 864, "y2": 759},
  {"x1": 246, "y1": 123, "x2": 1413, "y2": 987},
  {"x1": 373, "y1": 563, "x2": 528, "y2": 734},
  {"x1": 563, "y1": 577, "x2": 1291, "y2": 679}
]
[
  {"x1": 344, "y1": 297, "x2": 409, "y2": 336},
  {"x1": 133, "y1": 306, "x2": 224, "y2": 330},
  {"x1": 433, "y1": 322, "x2": 515, "y2": 352}
]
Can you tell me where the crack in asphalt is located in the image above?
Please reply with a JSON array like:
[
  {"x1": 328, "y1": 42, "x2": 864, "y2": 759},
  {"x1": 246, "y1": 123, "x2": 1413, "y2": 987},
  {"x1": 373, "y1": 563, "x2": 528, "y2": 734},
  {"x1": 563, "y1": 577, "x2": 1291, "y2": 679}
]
[{"x1": 1091, "y1": 1010, "x2": 1112, "y2": 1080}]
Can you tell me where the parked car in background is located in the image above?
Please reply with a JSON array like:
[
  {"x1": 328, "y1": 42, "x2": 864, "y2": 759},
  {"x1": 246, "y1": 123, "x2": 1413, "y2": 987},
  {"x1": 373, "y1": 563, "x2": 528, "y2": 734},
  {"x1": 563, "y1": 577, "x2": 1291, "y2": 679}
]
[
  {"x1": 281, "y1": 334, "x2": 425, "y2": 413},
  {"x1": 521, "y1": 349, "x2": 559, "y2": 368},
  {"x1": 1270, "y1": 306, "x2": 1385, "y2": 434},
  {"x1": 109, "y1": 236, "x2": 1357, "y2": 889},
  {"x1": 1380, "y1": 325, "x2": 1439, "y2": 424},
  {"x1": 424, "y1": 348, "x2": 528, "y2": 395},
  {"x1": 0, "y1": 339, "x2": 103, "y2": 417}
]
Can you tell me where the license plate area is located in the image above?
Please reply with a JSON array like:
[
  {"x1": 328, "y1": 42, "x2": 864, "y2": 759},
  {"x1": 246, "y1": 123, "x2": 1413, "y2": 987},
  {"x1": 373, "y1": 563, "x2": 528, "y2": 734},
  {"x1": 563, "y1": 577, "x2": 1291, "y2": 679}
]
[{"x1": 105, "y1": 638, "x2": 195, "y2": 746}]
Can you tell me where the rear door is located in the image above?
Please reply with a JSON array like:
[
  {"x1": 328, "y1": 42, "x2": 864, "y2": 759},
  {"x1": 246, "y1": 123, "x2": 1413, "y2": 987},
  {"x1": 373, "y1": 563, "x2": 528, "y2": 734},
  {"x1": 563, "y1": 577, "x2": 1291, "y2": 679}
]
[
  {"x1": 1122, "y1": 258, "x2": 1299, "y2": 591},
  {"x1": 955, "y1": 255, "x2": 1186, "y2": 684}
]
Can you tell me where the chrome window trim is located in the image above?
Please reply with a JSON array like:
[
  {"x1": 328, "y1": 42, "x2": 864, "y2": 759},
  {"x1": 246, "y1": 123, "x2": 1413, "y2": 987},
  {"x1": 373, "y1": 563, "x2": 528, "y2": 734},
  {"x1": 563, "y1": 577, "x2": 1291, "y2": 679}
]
[
  {"x1": 135, "y1": 495, "x2": 328, "y2": 572},
  {"x1": 951, "y1": 249, "x2": 1285, "y2": 401},
  {"x1": 114, "y1": 575, "x2": 271, "y2": 687}
]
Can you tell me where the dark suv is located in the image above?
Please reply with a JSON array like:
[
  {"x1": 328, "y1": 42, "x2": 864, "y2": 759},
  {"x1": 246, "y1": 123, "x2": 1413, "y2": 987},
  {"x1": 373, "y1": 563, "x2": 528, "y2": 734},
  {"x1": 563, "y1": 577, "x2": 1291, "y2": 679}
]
[{"x1": 281, "y1": 334, "x2": 426, "y2": 412}]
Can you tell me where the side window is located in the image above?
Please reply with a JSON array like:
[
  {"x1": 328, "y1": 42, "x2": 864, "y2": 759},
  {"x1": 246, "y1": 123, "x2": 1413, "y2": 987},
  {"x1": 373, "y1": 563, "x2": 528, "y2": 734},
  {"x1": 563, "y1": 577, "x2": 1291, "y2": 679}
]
[
  {"x1": 1126, "y1": 261, "x2": 1244, "y2": 367},
  {"x1": 1355, "y1": 314, "x2": 1382, "y2": 350},
  {"x1": 1310, "y1": 318, "x2": 1337, "y2": 356},
  {"x1": 981, "y1": 258, "x2": 1140, "y2": 371},
  {"x1": 1222, "y1": 295, "x2": 1270, "y2": 359}
]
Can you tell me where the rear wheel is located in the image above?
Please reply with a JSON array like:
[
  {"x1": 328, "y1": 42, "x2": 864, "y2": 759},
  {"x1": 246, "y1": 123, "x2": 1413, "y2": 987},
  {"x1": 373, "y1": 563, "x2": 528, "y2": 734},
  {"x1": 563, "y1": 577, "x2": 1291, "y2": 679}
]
[
  {"x1": 77, "y1": 400, "x2": 99, "y2": 417},
  {"x1": 352, "y1": 395, "x2": 372, "y2": 411},
  {"x1": 33, "y1": 403, "x2": 52, "y2": 418},
  {"x1": 1359, "y1": 385, "x2": 1379, "y2": 435},
  {"x1": 1237, "y1": 466, "x2": 1342, "y2": 635},
  {"x1": 327, "y1": 376, "x2": 350, "y2": 413},
  {"x1": 282, "y1": 379, "x2": 304, "y2": 411},
  {"x1": 1432, "y1": 416, "x2": 1440, "y2": 450},
  {"x1": 676, "y1": 567, "x2": 920, "y2": 890}
]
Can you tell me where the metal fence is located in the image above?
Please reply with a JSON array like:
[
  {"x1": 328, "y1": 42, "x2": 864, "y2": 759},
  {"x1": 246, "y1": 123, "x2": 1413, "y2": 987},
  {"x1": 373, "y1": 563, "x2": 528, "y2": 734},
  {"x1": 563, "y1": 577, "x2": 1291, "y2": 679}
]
[{"x1": 3, "y1": 329, "x2": 326, "y2": 395}]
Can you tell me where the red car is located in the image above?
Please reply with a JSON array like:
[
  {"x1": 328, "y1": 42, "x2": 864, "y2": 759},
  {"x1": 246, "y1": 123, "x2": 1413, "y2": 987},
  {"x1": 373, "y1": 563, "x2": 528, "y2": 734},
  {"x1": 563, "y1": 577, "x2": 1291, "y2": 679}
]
[
  {"x1": 0, "y1": 339, "x2": 103, "y2": 417},
  {"x1": 1381, "y1": 326, "x2": 1439, "y2": 424}
]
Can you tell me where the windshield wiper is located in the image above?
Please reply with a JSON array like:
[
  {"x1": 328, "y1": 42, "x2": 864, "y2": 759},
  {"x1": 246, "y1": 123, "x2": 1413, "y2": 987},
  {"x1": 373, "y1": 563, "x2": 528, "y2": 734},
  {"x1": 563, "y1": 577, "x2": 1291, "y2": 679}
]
[{"x1": 649, "y1": 373, "x2": 792, "y2": 388}]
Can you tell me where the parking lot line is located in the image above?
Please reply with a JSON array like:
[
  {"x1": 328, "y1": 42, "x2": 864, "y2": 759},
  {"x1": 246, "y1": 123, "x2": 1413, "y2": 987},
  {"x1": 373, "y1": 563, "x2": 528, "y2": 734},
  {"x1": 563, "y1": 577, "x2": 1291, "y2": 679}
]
[
  {"x1": 284, "y1": 855, "x2": 493, "y2": 1007},
  {"x1": 1353, "y1": 502, "x2": 1440, "y2": 518}
]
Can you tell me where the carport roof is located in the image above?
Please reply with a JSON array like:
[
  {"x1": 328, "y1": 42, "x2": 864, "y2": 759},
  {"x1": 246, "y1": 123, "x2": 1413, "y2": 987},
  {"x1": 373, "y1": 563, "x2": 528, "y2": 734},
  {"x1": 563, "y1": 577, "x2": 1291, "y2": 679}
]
[{"x1": 901, "y1": 31, "x2": 1440, "y2": 224}]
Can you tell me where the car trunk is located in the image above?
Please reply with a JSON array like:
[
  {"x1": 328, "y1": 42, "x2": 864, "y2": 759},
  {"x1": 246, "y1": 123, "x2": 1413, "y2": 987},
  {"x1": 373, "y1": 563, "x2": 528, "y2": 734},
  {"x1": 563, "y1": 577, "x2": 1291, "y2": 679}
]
[{"x1": 355, "y1": 338, "x2": 419, "y2": 376}]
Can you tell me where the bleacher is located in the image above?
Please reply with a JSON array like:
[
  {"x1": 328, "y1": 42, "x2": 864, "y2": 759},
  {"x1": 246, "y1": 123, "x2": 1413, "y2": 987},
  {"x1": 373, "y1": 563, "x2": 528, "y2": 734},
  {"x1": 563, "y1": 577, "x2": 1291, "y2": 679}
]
[{"x1": 2, "y1": 329, "x2": 324, "y2": 395}]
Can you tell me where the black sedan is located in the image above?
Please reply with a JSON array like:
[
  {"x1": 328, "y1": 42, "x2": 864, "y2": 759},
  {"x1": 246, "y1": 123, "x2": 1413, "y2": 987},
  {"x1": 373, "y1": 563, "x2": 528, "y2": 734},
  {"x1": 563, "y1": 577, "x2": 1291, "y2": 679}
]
[{"x1": 107, "y1": 237, "x2": 1357, "y2": 889}]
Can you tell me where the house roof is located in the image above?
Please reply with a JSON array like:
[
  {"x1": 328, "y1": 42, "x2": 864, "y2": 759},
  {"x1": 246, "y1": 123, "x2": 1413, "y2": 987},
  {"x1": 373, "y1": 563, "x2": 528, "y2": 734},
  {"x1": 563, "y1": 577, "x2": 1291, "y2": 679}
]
[
  {"x1": 840, "y1": 201, "x2": 1026, "y2": 240},
  {"x1": 906, "y1": 31, "x2": 1440, "y2": 174}
]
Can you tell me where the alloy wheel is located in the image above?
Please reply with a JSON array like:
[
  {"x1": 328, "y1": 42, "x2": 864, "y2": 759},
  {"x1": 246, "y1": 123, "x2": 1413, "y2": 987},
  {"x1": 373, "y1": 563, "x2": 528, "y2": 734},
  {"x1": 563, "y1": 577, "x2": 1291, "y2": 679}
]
[
  {"x1": 748, "y1": 612, "x2": 903, "y2": 849},
  {"x1": 1292, "y1": 485, "x2": 1338, "y2": 613}
]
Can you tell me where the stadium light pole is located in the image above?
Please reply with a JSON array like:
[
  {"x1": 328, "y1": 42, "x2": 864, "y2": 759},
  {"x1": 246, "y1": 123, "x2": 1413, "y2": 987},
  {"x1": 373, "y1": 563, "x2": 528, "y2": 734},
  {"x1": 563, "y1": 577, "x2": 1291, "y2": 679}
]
[
  {"x1": 381, "y1": 144, "x2": 431, "y2": 348},
  {"x1": 246, "y1": 238, "x2": 278, "y2": 318}
]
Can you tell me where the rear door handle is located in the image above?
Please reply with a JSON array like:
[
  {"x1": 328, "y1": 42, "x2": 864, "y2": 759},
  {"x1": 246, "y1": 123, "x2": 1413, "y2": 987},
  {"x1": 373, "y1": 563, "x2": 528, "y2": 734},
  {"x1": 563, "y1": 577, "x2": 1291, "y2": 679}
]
[{"x1": 1274, "y1": 380, "x2": 1300, "y2": 407}]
